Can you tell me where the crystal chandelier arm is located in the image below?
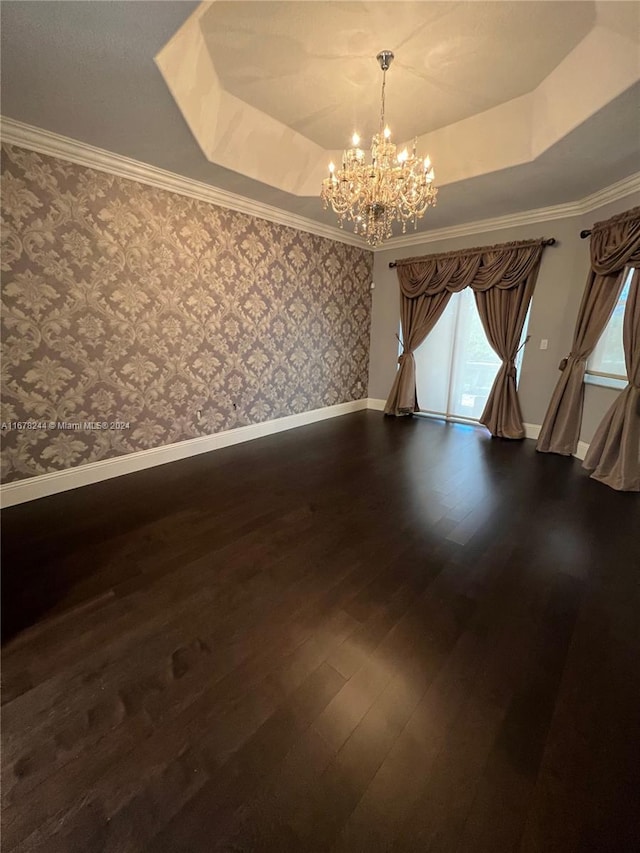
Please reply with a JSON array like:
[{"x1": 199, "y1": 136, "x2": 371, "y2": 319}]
[{"x1": 321, "y1": 50, "x2": 437, "y2": 247}]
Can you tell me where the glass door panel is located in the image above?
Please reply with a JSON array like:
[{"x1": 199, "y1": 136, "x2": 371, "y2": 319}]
[
  {"x1": 414, "y1": 294, "x2": 457, "y2": 416},
  {"x1": 414, "y1": 288, "x2": 527, "y2": 421},
  {"x1": 449, "y1": 289, "x2": 501, "y2": 419}
]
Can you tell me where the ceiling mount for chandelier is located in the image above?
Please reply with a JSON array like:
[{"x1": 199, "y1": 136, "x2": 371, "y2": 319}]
[{"x1": 321, "y1": 50, "x2": 437, "y2": 247}]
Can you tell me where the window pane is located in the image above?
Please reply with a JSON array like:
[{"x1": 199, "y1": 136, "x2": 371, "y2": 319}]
[{"x1": 588, "y1": 269, "x2": 631, "y2": 379}]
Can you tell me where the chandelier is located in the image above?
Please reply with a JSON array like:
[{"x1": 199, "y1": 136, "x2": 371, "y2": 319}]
[{"x1": 321, "y1": 50, "x2": 437, "y2": 247}]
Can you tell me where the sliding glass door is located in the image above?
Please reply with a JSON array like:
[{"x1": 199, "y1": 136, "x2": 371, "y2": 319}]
[{"x1": 414, "y1": 288, "x2": 528, "y2": 421}]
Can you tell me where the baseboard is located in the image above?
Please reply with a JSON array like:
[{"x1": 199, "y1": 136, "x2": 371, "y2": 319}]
[
  {"x1": 0, "y1": 402, "x2": 591, "y2": 507},
  {"x1": 523, "y1": 423, "x2": 541, "y2": 441},
  {"x1": 575, "y1": 440, "x2": 590, "y2": 461},
  {"x1": 1, "y1": 399, "x2": 372, "y2": 507},
  {"x1": 367, "y1": 398, "x2": 387, "y2": 412},
  {"x1": 524, "y1": 423, "x2": 590, "y2": 459}
]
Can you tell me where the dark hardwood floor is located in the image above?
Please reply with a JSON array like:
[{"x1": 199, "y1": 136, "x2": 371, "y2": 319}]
[{"x1": 2, "y1": 412, "x2": 639, "y2": 852}]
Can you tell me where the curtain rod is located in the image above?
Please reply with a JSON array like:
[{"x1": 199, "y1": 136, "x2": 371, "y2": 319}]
[
  {"x1": 388, "y1": 237, "x2": 556, "y2": 268},
  {"x1": 580, "y1": 229, "x2": 592, "y2": 238}
]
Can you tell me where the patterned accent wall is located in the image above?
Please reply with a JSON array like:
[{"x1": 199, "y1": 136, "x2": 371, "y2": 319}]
[{"x1": 0, "y1": 144, "x2": 372, "y2": 483}]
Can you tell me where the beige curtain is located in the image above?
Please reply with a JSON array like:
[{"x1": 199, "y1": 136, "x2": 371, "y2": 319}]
[
  {"x1": 535, "y1": 272, "x2": 625, "y2": 455},
  {"x1": 384, "y1": 251, "x2": 480, "y2": 415},
  {"x1": 537, "y1": 207, "x2": 640, "y2": 456},
  {"x1": 582, "y1": 268, "x2": 640, "y2": 491},
  {"x1": 384, "y1": 290, "x2": 453, "y2": 414},
  {"x1": 385, "y1": 239, "x2": 546, "y2": 432},
  {"x1": 474, "y1": 267, "x2": 538, "y2": 438}
]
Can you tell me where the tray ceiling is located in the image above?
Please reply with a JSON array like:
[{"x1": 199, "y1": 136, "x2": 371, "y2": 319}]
[
  {"x1": 1, "y1": 1, "x2": 638, "y2": 239},
  {"x1": 155, "y1": 1, "x2": 639, "y2": 198},
  {"x1": 201, "y1": 1, "x2": 595, "y2": 148}
]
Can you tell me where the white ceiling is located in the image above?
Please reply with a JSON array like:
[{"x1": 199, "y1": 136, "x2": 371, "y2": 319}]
[
  {"x1": 202, "y1": 1, "x2": 595, "y2": 148},
  {"x1": 1, "y1": 1, "x2": 639, "y2": 241}
]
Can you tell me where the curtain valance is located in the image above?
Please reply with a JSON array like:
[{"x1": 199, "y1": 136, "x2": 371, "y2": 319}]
[
  {"x1": 590, "y1": 206, "x2": 640, "y2": 275},
  {"x1": 395, "y1": 238, "x2": 546, "y2": 298},
  {"x1": 385, "y1": 236, "x2": 547, "y2": 436}
]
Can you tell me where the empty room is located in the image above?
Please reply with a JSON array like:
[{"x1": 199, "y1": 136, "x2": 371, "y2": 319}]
[{"x1": 1, "y1": 1, "x2": 639, "y2": 851}]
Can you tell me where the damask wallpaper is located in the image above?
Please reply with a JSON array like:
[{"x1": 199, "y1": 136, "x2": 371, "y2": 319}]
[{"x1": 0, "y1": 144, "x2": 372, "y2": 483}]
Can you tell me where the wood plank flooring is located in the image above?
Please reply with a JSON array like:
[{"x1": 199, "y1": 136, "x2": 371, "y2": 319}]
[{"x1": 2, "y1": 412, "x2": 639, "y2": 852}]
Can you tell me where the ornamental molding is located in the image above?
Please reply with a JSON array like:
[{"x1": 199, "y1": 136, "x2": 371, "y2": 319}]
[{"x1": 2, "y1": 117, "x2": 639, "y2": 253}]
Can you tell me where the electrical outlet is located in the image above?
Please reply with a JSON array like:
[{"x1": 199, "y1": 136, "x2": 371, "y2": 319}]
[
  {"x1": 540, "y1": 339, "x2": 548, "y2": 350},
  {"x1": 196, "y1": 410, "x2": 202, "y2": 420}
]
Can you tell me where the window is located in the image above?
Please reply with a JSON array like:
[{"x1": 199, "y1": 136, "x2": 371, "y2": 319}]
[
  {"x1": 413, "y1": 288, "x2": 529, "y2": 422},
  {"x1": 586, "y1": 267, "x2": 633, "y2": 390}
]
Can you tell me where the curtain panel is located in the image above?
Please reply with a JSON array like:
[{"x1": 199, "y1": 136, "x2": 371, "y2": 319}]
[
  {"x1": 582, "y1": 268, "x2": 640, "y2": 491},
  {"x1": 537, "y1": 207, "x2": 640, "y2": 458},
  {"x1": 384, "y1": 290, "x2": 452, "y2": 415},
  {"x1": 385, "y1": 239, "x2": 546, "y2": 436},
  {"x1": 474, "y1": 276, "x2": 537, "y2": 438}
]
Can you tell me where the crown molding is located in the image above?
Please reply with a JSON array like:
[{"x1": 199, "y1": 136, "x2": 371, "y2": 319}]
[
  {"x1": 381, "y1": 171, "x2": 640, "y2": 250},
  {"x1": 579, "y1": 170, "x2": 640, "y2": 214},
  {"x1": 0, "y1": 116, "x2": 368, "y2": 250},
  {"x1": 2, "y1": 116, "x2": 638, "y2": 255}
]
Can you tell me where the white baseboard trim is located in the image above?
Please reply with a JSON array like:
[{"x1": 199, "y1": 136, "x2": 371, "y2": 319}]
[
  {"x1": 0, "y1": 402, "x2": 592, "y2": 506},
  {"x1": 524, "y1": 422, "x2": 590, "y2": 459},
  {"x1": 0, "y1": 399, "x2": 371, "y2": 508},
  {"x1": 524, "y1": 423, "x2": 542, "y2": 441},
  {"x1": 575, "y1": 441, "x2": 590, "y2": 461}
]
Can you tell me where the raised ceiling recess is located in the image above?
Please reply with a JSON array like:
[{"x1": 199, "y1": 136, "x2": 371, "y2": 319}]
[
  {"x1": 156, "y1": 1, "x2": 639, "y2": 198},
  {"x1": 156, "y1": 2, "x2": 640, "y2": 195},
  {"x1": 200, "y1": 1, "x2": 594, "y2": 148},
  {"x1": 1, "y1": 0, "x2": 640, "y2": 236}
]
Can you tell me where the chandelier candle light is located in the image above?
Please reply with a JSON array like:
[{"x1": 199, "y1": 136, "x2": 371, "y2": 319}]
[{"x1": 321, "y1": 50, "x2": 437, "y2": 247}]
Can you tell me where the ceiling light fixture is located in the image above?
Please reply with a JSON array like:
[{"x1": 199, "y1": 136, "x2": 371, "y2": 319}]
[{"x1": 321, "y1": 50, "x2": 437, "y2": 247}]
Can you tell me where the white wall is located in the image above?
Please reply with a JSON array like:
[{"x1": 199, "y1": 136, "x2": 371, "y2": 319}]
[{"x1": 368, "y1": 191, "x2": 640, "y2": 442}]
